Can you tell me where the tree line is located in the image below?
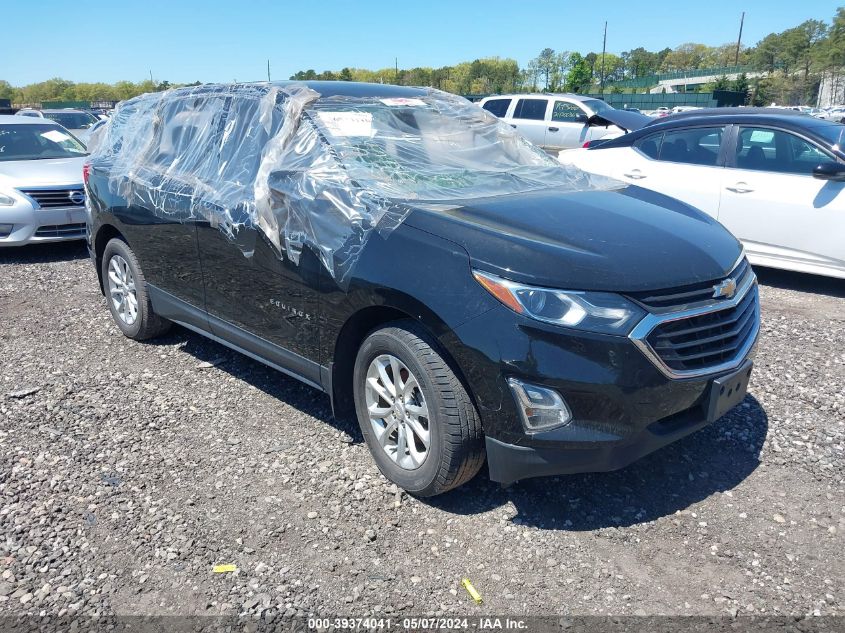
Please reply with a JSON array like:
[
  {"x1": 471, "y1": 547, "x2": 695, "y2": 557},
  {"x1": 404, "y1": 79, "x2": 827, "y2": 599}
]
[
  {"x1": 3, "y1": 7, "x2": 844, "y2": 106},
  {"x1": 291, "y1": 7, "x2": 845, "y2": 104},
  {"x1": 0, "y1": 79, "x2": 201, "y2": 107}
]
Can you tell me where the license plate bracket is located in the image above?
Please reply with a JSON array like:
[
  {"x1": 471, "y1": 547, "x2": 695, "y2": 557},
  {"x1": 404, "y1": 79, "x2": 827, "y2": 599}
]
[{"x1": 706, "y1": 360, "x2": 753, "y2": 423}]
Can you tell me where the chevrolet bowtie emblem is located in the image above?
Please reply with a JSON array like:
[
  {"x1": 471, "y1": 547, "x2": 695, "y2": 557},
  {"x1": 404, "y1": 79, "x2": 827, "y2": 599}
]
[{"x1": 713, "y1": 277, "x2": 737, "y2": 299}]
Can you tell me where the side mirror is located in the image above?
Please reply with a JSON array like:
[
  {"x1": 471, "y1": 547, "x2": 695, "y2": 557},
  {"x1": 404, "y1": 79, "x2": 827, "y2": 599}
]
[
  {"x1": 576, "y1": 113, "x2": 590, "y2": 125},
  {"x1": 812, "y1": 162, "x2": 845, "y2": 181}
]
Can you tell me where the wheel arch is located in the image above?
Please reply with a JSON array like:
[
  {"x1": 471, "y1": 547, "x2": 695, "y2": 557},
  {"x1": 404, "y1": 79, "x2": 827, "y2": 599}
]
[
  {"x1": 93, "y1": 223, "x2": 126, "y2": 293},
  {"x1": 329, "y1": 301, "x2": 475, "y2": 423}
]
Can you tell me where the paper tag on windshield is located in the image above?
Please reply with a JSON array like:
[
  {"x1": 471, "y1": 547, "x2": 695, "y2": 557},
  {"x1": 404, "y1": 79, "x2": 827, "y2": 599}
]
[
  {"x1": 316, "y1": 111, "x2": 374, "y2": 137},
  {"x1": 41, "y1": 130, "x2": 69, "y2": 143},
  {"x1": 379, "y1": 98, "x2": 425, "y2": 107}
]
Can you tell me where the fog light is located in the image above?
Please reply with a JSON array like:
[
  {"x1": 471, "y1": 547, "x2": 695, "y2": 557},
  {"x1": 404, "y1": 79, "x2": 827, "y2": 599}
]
[
  {"x1": 507, "y1": 378, "x2": 572, "y2": 433},
  {"x1": 0, "y1": 224, "x2": 13, "y2": 238}
]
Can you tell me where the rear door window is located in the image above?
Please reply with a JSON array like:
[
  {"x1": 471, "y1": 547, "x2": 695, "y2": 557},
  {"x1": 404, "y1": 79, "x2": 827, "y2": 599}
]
[
  {"x1": 642, "y1": 126, "x2": 725, "y2": 166},
  {"x1": 512, "y1": 98, "x2": 548, "y2": 121},
  {"x1": 481, "y1": 98, "x2": 512, "y2": 118},
  {"x1": 634, "y1": 134, "x2": 661, "y2": 159},
  {"x1": 149, "y1": 96, "x2": 228, "y2": 176}
]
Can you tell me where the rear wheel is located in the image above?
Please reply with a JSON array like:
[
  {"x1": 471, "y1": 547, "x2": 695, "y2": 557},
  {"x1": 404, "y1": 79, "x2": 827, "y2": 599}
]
[
  {"x1": 353, "y1": 321, "x2": 484, "y2": 496},
  {"x1": 102, "y1": 238, "x2": 170, "y2": 340}
]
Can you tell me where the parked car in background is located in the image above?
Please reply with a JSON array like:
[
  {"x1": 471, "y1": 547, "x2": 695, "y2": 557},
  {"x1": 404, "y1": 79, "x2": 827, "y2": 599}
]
[
  {"x1": 14, "y1": 109, "x2": 43, "y2": 118},
  {"x1": 89, "y1": 108, "x2": 112, "y2": 120},
  {"x1": 41, "y1": 110, "x2": 99, "y2": 145},
  {"x1": 818, "y1": 106, "x2": 845, "y2": 123},
  {"x1": 479, "y1": 93, "x2": 649, "y2": 152},
  {"x1": 0, "y1": 115, "x2": 88, "y2": 246},
  {"x1": 86, "y1": 81, "x2": 757, "y2": 496},
  {"x1": 560, "y1": 108, "x2": 845, "y2": 279},
  {"x1": 15, "y1": 108, "x2": 99, "y2": 145}
]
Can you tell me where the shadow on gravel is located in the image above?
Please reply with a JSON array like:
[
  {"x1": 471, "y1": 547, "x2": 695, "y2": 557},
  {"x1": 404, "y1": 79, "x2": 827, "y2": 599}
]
[
  {"x1": 755, "y1": 265, "x2": 845, "y2": 299},
  {"x1": 428, "y1": 396, "x2": 768, "y2": 531},
  {"x1": 146, "y1": 324, "x2": 364, "y2": 442},
  {"x1": 138, "y1": 323, "x2": 767, "y2": 532},
  {"x1": 0, "y1": 240, "x2": 88, "y2": 264}
]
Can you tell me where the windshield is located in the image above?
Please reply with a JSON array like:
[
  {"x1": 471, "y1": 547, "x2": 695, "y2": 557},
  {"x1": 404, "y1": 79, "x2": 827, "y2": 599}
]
[
  {"x1": 580, "y1": 98, "x2": 614, "y2": 116},
  {"x1": 306, "y1": 95, "x2": 581, "y2": 201},
  {"x1": 44, "y1": 111, "x2": 99, "y2": 129},
  {"x1": 0, "y1": 123, "x2": 88, "y2": 161}
]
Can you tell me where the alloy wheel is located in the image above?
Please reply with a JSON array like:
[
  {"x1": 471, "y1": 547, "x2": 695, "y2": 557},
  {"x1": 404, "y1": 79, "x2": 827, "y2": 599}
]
[
  {"x1": 107, "y1": 254, "x2": 138, "y2": 326},
  {"x1": 364, "y1": 354, "x2": 431, "y2": 470}
]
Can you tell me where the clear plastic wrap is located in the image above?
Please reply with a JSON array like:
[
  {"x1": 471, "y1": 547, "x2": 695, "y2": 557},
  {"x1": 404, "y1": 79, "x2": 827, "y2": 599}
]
[{"x1": 87, "y1": 83, "x2": 618, "y2": 284}]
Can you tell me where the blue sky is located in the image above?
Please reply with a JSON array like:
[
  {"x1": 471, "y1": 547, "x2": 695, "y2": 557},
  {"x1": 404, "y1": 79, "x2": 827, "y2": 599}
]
[{"x1": 4, "y1": 0, "x2": 841, "y2": 85}]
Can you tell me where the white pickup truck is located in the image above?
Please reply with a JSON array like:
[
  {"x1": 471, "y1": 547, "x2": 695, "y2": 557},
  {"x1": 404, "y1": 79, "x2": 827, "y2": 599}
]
[{"x1": 478, "y1": 93, "x2": 649, "y2": 153}]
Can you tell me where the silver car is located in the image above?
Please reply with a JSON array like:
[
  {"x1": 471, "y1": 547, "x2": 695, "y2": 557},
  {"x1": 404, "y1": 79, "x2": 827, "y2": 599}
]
[{"x1": 0, "y1": 115, "x2": 88, "y2": 246}]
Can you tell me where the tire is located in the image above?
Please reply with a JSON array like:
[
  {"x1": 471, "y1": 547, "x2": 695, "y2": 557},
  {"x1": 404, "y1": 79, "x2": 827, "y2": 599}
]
[
  {"x1": 101, "y1": 237, "x2": 171, "y2": 340},
  {"x1": 353, "y1": 320, "x2": 484, "y2": 497}
]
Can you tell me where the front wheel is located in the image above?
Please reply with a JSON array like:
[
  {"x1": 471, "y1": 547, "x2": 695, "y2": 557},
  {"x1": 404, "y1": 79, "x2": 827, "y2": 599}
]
[{"x1": 352, "y1": 321, "x2": 485, "y2": 497}]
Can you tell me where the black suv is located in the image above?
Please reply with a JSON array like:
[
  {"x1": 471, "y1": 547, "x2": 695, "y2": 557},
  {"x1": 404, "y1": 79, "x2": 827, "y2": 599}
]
[{"x1": 85, "y1": 82, "x2": 759, "y2": 496}]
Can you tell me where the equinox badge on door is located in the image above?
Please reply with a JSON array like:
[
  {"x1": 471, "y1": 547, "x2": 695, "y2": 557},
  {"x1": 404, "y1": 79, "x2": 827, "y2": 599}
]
[{"x1": 712, "y1": 277, "x2": 737, "y2": 299}]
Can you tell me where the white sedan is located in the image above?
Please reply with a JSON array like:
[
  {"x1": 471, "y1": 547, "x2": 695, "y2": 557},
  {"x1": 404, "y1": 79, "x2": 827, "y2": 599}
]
[{"x1": 559, "y1": 108, "x2": 845, "y2": 279}]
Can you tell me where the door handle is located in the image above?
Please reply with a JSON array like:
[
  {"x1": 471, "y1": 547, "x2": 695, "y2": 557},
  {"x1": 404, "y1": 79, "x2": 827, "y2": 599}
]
[
  {"x1": 726, "y1": 182, "x2": 754, "y2": 193},
  {"x1": 548, "y1": 126, "x2": 559, "y2": 132},
  {"x1": 510, "y1": 124, "x2": 517, "y2": 128},
  {"x1": 623, "y1": 169, "x2": 647, "y2": 180}
]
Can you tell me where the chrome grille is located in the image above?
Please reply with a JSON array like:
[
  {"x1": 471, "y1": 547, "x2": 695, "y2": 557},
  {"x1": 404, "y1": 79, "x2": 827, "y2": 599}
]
[
  {"x1": 628, "y1": 258, "x2": 760, "y2": 379},
  {"x1": 19, "y1": 187, "x2": 85, "y2": 209},
  {"x1": 646, "y1": 285, "x2": 758, "y2": 372}
]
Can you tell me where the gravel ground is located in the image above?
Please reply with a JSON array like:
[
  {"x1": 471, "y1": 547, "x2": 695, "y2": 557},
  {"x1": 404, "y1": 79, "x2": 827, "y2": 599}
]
[{"x1": 0, "y1": 241, "x2": 842, "y2": 620}]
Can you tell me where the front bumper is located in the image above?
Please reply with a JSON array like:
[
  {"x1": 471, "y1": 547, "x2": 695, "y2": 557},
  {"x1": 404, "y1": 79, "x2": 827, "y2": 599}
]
[
  {"x1": 0, "y1": 200, "x2": 87, "y2": 246},
  {"x1": 443, "y1": 303, "x2": 759, "y2": 485},
  {"x1": 486, "y1": 360, "x2": 752, "y2": 485}
]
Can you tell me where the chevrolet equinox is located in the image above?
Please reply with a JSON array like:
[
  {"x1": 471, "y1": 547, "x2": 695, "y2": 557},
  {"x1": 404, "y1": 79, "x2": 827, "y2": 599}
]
[{"x1": 85, "y1": 82, "x2": 759, "y2": 496}]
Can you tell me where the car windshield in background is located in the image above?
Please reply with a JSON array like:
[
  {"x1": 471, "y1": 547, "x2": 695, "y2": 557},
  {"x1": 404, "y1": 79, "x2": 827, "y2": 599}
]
[
  {"x1": 581, "y1": 98, "x2": 614, "y2": 116},
  {"x1": 307, "y1": 97, "x2": 581, "y2": 200},
  {"x1": 0, "y1": 124, "x2": 88, "y2": 161},
  {"x1": 44, "y1": 112, "x2": 99, "y2": 129}
]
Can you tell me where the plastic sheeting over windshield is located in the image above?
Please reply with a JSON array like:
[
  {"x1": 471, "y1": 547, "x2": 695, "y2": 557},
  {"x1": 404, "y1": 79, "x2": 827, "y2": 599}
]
[{"x1": 87, "y1": 83, "x2": 617, "y2": 285}]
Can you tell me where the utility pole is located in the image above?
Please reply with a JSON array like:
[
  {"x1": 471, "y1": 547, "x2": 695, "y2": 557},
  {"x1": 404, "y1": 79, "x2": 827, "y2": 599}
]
[
  {"x1": 735, "y1": 11, "x2": 745, "y2": 66},
  {"x1": 267, "y1": 59, "x2": 271, "y2": 82},
  {"x1": 599, "y1": 21, "x2": 607, "y2": 95},
  {"x1": 395, "y1": 57, "x2": 399, "y2": 85},
  {"x1": 149, "y1": 70, "x2": 153, "y2": 84}
]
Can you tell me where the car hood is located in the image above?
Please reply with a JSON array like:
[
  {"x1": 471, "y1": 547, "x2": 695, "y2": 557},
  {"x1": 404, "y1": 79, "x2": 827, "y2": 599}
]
[
  {"x1": 589, "y1": 109, "x2": 650, "y2": 132},
  {"x1": 403, "y1": 185, "x2": 742, "y2": 292},
  {"x1": 0, "y1": 157, "x2": 86, "y2": 188}
]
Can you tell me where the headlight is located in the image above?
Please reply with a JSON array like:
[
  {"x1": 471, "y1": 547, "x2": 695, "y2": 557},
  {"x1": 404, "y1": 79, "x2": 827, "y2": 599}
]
[
  {"x1": 473, "y1": 270, "x2": 645, "y2": 335},
  {"x1": 0, "y1": 192, "x2": 15, "y2": 206}
]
